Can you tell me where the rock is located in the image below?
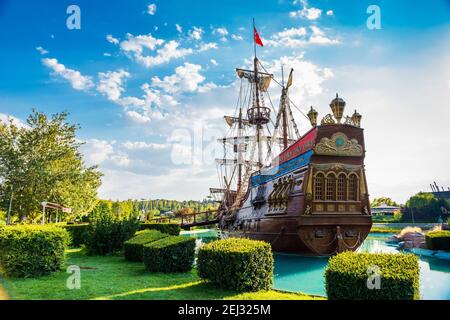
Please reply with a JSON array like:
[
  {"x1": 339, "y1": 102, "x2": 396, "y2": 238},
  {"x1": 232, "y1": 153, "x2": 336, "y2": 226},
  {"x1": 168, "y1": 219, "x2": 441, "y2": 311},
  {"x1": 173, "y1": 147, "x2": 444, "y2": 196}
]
[{"x1": 401, "y1": 232, "x2": 426, "y2": 249}]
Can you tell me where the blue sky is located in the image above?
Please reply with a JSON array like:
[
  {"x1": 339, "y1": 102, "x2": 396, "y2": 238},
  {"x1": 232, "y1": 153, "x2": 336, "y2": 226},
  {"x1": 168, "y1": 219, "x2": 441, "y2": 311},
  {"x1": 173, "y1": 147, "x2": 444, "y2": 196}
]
[{"x1": 0, "y1": 0, "x2": 449, "y2": 202}]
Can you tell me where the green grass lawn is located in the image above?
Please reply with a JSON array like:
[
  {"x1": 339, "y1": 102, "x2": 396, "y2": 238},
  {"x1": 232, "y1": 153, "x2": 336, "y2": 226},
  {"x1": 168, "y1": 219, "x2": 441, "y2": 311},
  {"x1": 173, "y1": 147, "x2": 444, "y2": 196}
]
[{"x1": 1, "y1": 249, "x2": 323, "y2": 300}]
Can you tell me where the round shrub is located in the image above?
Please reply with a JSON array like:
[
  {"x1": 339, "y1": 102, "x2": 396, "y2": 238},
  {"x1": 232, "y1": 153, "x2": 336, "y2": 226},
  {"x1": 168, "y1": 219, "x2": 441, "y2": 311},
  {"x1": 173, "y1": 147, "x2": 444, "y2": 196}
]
[
  {"x1": 139, "y1": 223, "x2": 181, "y2": 236},
  {"x1": 0, "y1": 225, "x2": 70, "y2": 278},
  {"x1": 197, "y1": 238, "x2": 274, "y2": 292},
  {"x1": 425, "y1": 230, "x2": 450, "y2": 251},
  {"x1": 85, "y1": 214, "x2": 139, "y2": 255},
  {"x1": 124, "y1": 230, "x2": 169, "y2": 262},
  {"x1": 143, "y1": 236, "x2": 195, "y2": 273},
  {"x1": 325, "y1": 251, "x2": 420, "y2": 300}
]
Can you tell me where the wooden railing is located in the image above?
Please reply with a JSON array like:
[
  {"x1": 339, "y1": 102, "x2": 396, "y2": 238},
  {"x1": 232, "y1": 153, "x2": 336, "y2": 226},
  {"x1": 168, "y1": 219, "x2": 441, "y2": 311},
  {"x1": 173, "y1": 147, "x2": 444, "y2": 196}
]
[{"x1": 148, "y1": 210, "x2": 220, "y2": 229}]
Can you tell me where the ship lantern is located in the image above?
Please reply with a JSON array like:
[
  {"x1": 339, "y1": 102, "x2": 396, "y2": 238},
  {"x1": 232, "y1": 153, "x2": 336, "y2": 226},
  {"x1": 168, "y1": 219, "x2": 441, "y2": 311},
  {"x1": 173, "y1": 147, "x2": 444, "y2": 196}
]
[
  {"x1": 307, "y1": 106, "x2": 318, "y2": 127},
  {"x1": 351, "y1": 109, "x2": 362, "y2": 127},
  {"x1": 330, "y1": 93, "x2": 346, "y2": 123}
]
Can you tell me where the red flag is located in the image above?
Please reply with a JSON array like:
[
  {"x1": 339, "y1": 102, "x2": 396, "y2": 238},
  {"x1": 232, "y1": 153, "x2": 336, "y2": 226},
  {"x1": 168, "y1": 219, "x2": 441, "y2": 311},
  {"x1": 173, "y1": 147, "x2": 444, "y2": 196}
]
[{"x1": 254, "y1": 27, "x2": 264, "y2": 47}]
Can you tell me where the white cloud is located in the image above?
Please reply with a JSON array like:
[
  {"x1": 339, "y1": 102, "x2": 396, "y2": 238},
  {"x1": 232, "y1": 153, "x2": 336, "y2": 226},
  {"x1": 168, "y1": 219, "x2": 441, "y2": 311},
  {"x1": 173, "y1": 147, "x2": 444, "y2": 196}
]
[
  {"x1": 267, "y1": 54, "x2": 334, "y2": 108},
  {"x1": 213, "y1": 27, "x2": 229, "y2": 42},
  {"x1": 210, "y1": 59, "x2": 218, "y2": 66},
  {"x1": 97, "y1": 69, "x2": 130, "y2": 101},
  {"x1": 147, "y1": 3, "x2": 157, "y2": 15},
  {"x1": 106, "y1": 34, "x2": 119, "y2": 45},
  {"x1": 125, "y1": 110, "x2": 152, "y2": 124},
  {"x1": 0, "y1": 113, "x2": 28, "y2": 129},
  {"x1": 41, "y1": 58, "x2": 94, "y2": 91},
  {"x1": 198, "y1": 42, "x2": 218, "y2": 52},
  {"x1": 119, "y1": 33, "x2": 164, "y2": 54},
  {"x1": 176, "y1": 24, "x2": 183, "y2": 33},
  {"x1": 133, "y1": 40, "x2": 193, "y2": 68},
  {"x1": 151, "y1": 62, "x2": 206, "y2": 94},
  {"x1": 231, "y1": 34, "x2": 243, "y2": 41},
  {"x1": 188, "y1": 26, "x2": 204, "y2": 41},
  {"x1": 81, "y1": 139, "x2": 115, "y2": 166},
  {"x1": 309, "y1": 26, "x2": 340, "y2": 45},
  {"x1": 326, "y1": 10, "x2": 334, "y2": 16},
  {"x1": 265, "y1": 26, "x2": 339, "y2": 48},
  {"x1": 290, "y1": 0, "x2": 322, "y2": 20},
  {"x1": 36, "y1": 46, "x2": 49, "y2": 55},
  {"x1": 110, "y1": 153, "x2": 130, "y2": 167},
  {"x1": 122, "y1": 141, "x2": 169, "y2": 150}
]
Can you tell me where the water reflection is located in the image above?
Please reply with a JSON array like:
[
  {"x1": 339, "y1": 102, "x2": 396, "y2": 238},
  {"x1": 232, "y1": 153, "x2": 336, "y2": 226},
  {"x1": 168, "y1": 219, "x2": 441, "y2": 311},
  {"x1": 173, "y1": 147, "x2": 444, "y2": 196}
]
[{"x1": 181, "y1": 229, "x2": 450, "y2": 300}]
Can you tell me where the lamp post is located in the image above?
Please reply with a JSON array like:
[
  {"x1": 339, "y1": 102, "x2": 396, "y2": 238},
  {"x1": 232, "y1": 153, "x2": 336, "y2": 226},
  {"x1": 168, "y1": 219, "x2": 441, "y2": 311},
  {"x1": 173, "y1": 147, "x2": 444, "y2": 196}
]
[
  {"x1": 307, "y1": 106, "x2": 318, "y2": 127},
  {"x1": 330, "y1": 93, "x2": 346, "y2": 123}
]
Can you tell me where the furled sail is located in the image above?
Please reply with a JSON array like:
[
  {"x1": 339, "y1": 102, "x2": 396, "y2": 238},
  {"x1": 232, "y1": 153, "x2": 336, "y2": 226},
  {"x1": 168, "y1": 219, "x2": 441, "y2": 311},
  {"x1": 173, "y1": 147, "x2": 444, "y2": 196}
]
[
  {"x1": 236, "y1": 68, "x2": 273, "y2": 92},
  {"x1": 224, "y1": 116, "x2": 250, "y2": 127}
]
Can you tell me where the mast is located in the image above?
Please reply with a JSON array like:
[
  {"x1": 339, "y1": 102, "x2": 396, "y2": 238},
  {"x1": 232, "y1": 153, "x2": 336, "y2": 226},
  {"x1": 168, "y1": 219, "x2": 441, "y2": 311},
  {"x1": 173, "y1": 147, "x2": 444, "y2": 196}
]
[
  {"x1": 253, "y1": 18, "x2": 263, "y2": 169},
  {"x1": 281, "y1": 67, "x2": 288, "y2": 150},
  {"x1": 281, "y1": 68, "x2": 294, "y2": 150},
  {"x1": 237, "y1": 107, "x2": 243, "y2": 191}
]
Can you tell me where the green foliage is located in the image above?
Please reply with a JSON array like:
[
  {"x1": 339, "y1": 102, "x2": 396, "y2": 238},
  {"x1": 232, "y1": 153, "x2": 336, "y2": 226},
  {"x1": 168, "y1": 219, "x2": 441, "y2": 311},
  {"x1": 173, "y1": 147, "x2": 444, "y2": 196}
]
[
  {"x1": 124, "y1": 230, "x2": 169, "y2": 262},
  {"x1": 139, "y1": 223, "x2": 181, "y2": 236},
  {"x1": 197, "y1": 238, "x2": 274, "y2": 292},
  {"x1": 425, "y1": 230, "x2": 450, "y2": 251},
  {"x1": 393, "y1": 210, "x2": 403, "y2": 222},
  {"x1": 0, "y1": 110, "x2": 102, "y2": 222},
  {"x1": 370, "y1": 227, "x2": 402, "y2": 233},
  {"x1": 371, "y1": 197, "x2": 399, "y2": 207},
  {"x1": 0, "y1": 210, "x2": 5, "y2": 226},
  {"x1": 404, "y1": 192, "x2": 450, "y2": 222},
  {"x1": 63, "y1": 224, "x2": 89, "y2": 247},
  {"x1": 143, "y1": 236, "x2": 196, "y2": 273},
  {"x1": 325, "y1": 252, "x2": 420, "y2": 300},
  {"x1": 0, "y1": 225, "x2": 69, "y2": 278},
  {"x1": 85, "y1": 213, "x2": 139, "y2": 255},
  {"x1": 3, "y1": 248, "x2": 318, "y2": 300}
]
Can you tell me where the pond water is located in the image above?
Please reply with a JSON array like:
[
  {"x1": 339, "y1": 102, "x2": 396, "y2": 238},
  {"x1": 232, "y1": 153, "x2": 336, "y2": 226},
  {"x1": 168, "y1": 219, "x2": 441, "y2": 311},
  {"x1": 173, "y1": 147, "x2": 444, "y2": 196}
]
[{"x1": 181, "y1": 229, "x2": 450, "y2": 300}]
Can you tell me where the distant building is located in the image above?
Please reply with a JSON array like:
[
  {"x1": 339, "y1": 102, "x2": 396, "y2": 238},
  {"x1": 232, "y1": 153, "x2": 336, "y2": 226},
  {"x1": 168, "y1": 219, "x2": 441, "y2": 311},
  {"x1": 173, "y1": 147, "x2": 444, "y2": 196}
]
[
  {"x1": 371, "y1": 203, "x2": 401, "y2": 216},
  {"x1": 430, "y1": 182, "x2": 450, "y2": 200}
]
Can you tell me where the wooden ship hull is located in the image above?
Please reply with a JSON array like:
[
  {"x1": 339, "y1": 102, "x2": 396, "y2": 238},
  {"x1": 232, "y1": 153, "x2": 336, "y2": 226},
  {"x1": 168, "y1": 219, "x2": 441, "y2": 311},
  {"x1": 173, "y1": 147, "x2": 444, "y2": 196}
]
[
  {"x1": 211, "y1": 22, "x2": 371, "y2": 256},
  {"x1": 219, "y1": 123, "x2": 372, "y2": 256}
]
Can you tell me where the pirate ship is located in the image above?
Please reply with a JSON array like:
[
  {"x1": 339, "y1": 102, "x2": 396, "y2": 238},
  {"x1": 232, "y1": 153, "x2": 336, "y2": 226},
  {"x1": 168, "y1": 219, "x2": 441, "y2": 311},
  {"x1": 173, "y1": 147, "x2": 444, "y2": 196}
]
[{"x1": 210, "y1": 23, "x2": 372, "y2": 256}]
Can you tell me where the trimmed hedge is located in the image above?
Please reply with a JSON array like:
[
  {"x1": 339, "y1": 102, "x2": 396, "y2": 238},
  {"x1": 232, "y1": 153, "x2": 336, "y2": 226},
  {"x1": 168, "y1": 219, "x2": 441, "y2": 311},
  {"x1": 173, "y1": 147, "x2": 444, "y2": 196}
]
[
  {"x1": 143, "y1": 236, "x2": 195, "y2": 273},
  {"x1": 426, "y1": 230, "x2": 450, "y2": 251},
  {"x1": 325, "y1": 252, "x2": 420, "y2": 300},
  {"x1": 63, "y1": 224, "x2": 89, "y2": 247},
  {"x1": 0, "y1": 225, "x2": 70, "y2": 278},
  {"x1": 197, "y1": 238, "x2": 274, "y2": 292},
  {"x1": 85, "y1": 214, "x2": 140, "y2": 255},
  {"x1": 124, "y1": 230, "x2": 169, "y2": 262},
  {"x1": 139, "y1": 223, "x2": 181, "y2": 236}
]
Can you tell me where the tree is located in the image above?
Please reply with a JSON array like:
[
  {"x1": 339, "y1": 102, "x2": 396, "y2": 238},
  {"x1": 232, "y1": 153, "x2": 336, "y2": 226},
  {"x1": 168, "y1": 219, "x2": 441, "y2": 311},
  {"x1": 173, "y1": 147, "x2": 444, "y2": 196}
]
[
  {"x1": 0, "y1": 110, "x2": 103, "y2": 223},
  {"x1": 404, "y1": 192, "x2": 450, "y2": 222},
  {"x1": 370, "y1": 197, "x2": 399, "y2": 207}
]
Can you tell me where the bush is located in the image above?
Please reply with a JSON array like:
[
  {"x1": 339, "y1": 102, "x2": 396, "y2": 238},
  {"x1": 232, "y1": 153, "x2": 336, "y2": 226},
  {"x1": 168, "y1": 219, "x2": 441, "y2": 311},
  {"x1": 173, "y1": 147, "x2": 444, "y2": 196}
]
[
  {"x1": 325, "y1": 252, "x2": 420, "y2": 300},
  {"x1": 426, "y1": 230, "x2": 450, "y2": 251},
  {"x1": 143, "y1": 236, "x2": 195, "y2": 273},
  {"x1": 85, "y1": 214, "x2": 139, "y2": 255},
  {"x1": 124, "y1": 230, "x2": 169, "y2": 262},
  {"x1": 139, "y1": 223, "x2": 181, "y2": 236},
  {"x1": 0, "y1": 225, "x2": 70, "y2": 278},
  {"x1": 197, "y1": 238, "x2": 274, "y2": 292},
  {"x1": 63, "y1": 224, "x2": 89, "y2": 247}
]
